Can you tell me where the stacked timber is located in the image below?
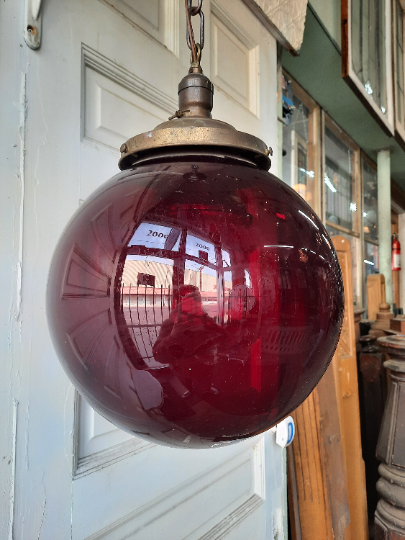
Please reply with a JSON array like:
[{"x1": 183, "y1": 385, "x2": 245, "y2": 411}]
[{"x1": 288, "y1": 235, "x2": 368, "y2": 539}]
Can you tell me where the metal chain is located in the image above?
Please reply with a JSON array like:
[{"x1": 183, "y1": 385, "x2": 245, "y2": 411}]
[{"x1": 185, "y1": 0, "x2": 204, "y2": 65}]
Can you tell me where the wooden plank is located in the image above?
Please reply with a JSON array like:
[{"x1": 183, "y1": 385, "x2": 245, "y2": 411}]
[
  {"x1": 316, "y1": 364, "x2": 351, "y2": 539},
  {"x1": 286, "y1": 445, "x2": 302, "y2": 540},
  {"x1": 333, "y1": 235, "x2": 369, "y2": 540},
  {"x1": 288, "y1": 236, "x2": 368, "y2": 539},
  {"x1": 289, "y1": 364, "x2": 349, "y2": 539},
  {"x1": 367, "y1": 274, "x2": 386, "y2": 320},
  {"x1": 290, "y1": 390, "x2": 333, "y2": 539}
]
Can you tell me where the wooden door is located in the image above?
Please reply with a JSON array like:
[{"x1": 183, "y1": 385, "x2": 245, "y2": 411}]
[{"x1": 3, "y1": 1, "x2": 286, "y2": 538}]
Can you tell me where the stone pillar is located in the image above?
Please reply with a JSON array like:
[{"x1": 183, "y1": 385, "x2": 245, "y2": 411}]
[
  {"x1": 375, "y1": 335, "x2": 405, "y2": 539},
  {"x1": 377, "y1": 149, "x2": 392, "y2": 305}
]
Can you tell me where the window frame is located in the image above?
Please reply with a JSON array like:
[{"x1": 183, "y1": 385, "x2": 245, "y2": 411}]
[
  {"x1": 322, "y1": 113, "x2": 362, "y2": 307},
  {"x1": 342, "y1": 0, "x2": 395, "y2": 136},
  {"x1": 361, "y1": 151, "x2": 379, "y2": 246},
  {"x1": 282, "y1": 70, "x2": 322, "y2": 215},
  {"x1": 323, "y1": 113, "x2": 361, "y2": 237},
  {"x1": 393, "y1": 0, "x2": 405, "y2": 147}
]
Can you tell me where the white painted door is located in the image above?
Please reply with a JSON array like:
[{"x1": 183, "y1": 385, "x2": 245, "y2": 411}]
[{"x1": 3, "y1": 0, "x2": 285, "y2": 538}]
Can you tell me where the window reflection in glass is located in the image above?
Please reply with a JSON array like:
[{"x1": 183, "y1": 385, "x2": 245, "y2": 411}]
[
  {"x1": 222, "y1": 249, "x2": 231, "y2": 268},
  {"x1": 351, "y1": 0, "x2": 387, "y2": 114},
  {"x1": 282, "y1": 84, "x2": 317, "y2": 210},
  {"x1": 223, "y1": 271, "x2": 232, "y2": 292},
  {"x1": 325, "y1": 126, "x2": 358, "y2": 233},
  {"x1": 121, "y1": 255, "x2": 175, "y2": 368},
  {"x1": 129, "y1": 222, "x2": 181, "y2": 251},
  {"x1": 186, "y1": 234, "x2": 216, "y2": 264},
  {"x1": 184, "y1": 260, "x2": 215, "y2": 291},
  {"x1": 363, "y1": 160, "x2": 378, "y2": 242},
  {"x1": 396, "y1": 0, "x2": 405, "y2": 126},
  {"x1": 364, "y1": 241, "x2": 379, "y2": 279},
  {"x1": 184, "y1": 261, "x2": 218, "y2": 320},
  {"x1": 122, "y1": 224, "x2": 233, "y2": 366}
]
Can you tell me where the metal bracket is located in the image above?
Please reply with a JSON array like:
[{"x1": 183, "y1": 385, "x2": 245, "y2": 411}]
[
  {"x1": 24, "y1": 0, "x2": 42, "y2": 50},
  {"x1": 270, "y1": 416, "x2": 295, "y2": 448}
]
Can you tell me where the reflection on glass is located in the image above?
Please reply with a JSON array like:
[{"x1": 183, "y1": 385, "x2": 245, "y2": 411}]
[
  {"x1": 396, "y1": 0, "x2": 404, "y2": 125},
  {"x1": 325, "y1": 127, "x2": 358, "y2": 233},
  {"x1": 282, "y1": 90, "x2": 316, "y2": 209},
  {"x1": 130, "y1": 222, "x2": 181, "y2": 251},
  {"x1": 48, "y1": 156, "x2": 343, "y2": 449},
  {"x1": 222, "y1": 249, "x2": 231, "y2": 268},
  {"x1": 122, "y1": 255, "x2": 174, "y2": 369},
  {"x1": 327, "y1": 224, "x2": 361, "y2": 307},
  {"x1": 363, "y1": 160, "x2": 378, "y2": 242},
  {"x1": 186, "y1": 234, "x2": 216, "y2": 264},
  {"x1": 351, "y1": 0, "x2": 387, "y2": 114}
]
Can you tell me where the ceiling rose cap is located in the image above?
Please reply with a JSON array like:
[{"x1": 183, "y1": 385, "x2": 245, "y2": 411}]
[{"x1": 178, "y1": 72, "x2": 214, "y2": 118}]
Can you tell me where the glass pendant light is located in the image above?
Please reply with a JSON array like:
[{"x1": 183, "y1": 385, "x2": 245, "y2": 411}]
[{"x1": 47, "y1": 1, "x2": 344, "y2": 449}]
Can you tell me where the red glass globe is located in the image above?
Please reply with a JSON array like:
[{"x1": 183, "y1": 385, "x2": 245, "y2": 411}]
[{"x1": 47, "y1": 154, "x2": 344, "y2": 448}]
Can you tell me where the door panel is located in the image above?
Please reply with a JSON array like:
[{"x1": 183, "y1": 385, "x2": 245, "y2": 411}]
[
  {"x1": 12, "y1": 0, "x2": 285, "y2": 538},
  {"x1": 210, "y1": 0, "x2": 278, "y2": 171},
  {"x1": 83, "y1": 45, "x2": 176, "y2": 151},
  {"x1": 78, "y1": 439, "x2": 265, "y2": 540},
  {"x1": 103, "y1": 0, "x2": 179, "y2": 55},
  {"x1": 211, "y1": 10, "x2": 259, "y2": 115},
  {"x1": 79, "y1": 396, "x2": 132, "y2": 458}
]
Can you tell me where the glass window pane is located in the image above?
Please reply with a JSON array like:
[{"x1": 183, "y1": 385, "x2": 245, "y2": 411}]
[
  {"x1": 396, "y1": 1, "x2": 404, "y2": 125},
  {"x1": 351, "y1": 0, "x2": 387, "y2": 115},
  {"x1": 364, "y1": 241, "x2": 379, "y2": 277},
  {"x1": 362, "y1": 160, "x2": 378, "y2": 242},
  {"x1": 324, "y1": 126, "x2": 358, "y2": 233},
  {"x1": 282, "y1": 89, "x2": 317, "y2": 210}
]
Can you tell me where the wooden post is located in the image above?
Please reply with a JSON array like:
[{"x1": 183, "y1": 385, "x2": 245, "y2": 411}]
[
  {"x1": 375, "y1": 335, "x2": 405, "y2": 539},
  {"x1": 367, "y1": 274, "x2": 386, "y2": 320},
  {"x1": 370, "y1": 302, "x2": 394, "y2": 338},
  {"x1": 390, "y1": 316, "x2": 405, "y2": 333}
]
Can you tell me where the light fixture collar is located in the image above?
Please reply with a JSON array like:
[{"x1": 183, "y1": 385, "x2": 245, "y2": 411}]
[{"x1": 118, "y1": 71, "x2": 272, "y2": 172}]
